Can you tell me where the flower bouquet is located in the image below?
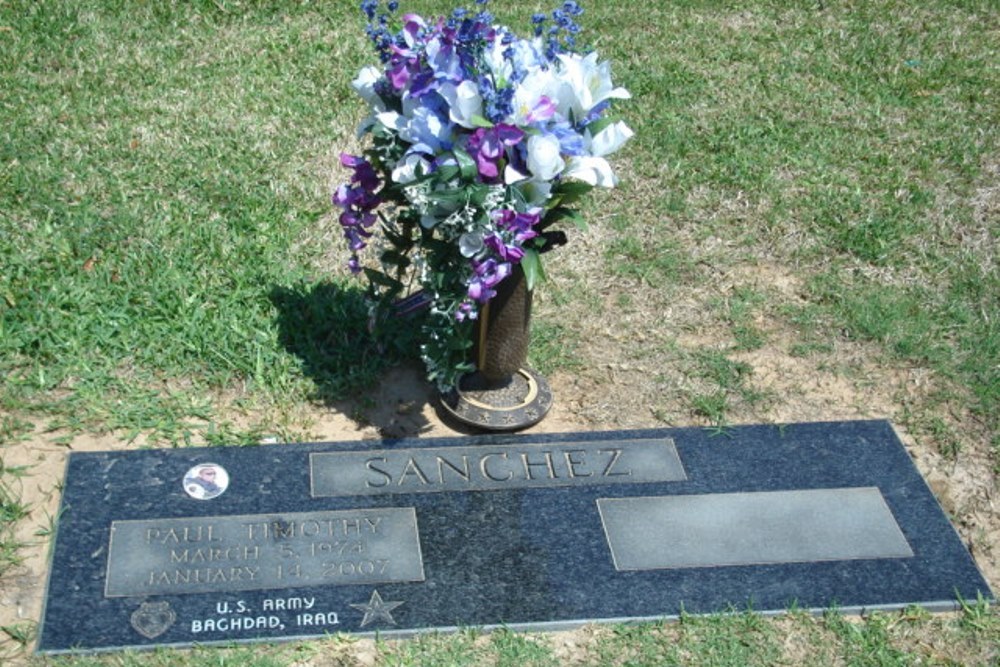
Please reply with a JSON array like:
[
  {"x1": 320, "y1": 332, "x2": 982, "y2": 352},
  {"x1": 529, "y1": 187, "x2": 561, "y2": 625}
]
[{"x1": 334, "y1": 0, "x2": 632, "y2": 419}]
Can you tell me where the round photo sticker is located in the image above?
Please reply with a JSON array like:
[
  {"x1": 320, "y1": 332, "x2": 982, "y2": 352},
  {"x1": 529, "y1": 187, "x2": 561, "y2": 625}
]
[{"x1": 182, "y1": 463, "x2": 229, "y2": 500}]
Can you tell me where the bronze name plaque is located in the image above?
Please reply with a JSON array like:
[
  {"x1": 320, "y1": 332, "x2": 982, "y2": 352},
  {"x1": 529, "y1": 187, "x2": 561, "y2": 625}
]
[
  {"x1": 310, "y1": 438, "x2": 687, "y2": 497},
  {"x1": 105, "y1": 508, "x2": 424, "y2": 597}
]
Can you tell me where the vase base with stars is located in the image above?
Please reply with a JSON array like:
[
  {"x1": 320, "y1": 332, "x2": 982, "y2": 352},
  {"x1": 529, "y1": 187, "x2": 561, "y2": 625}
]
[{"x1": 440, "y1": 366, "x2": 552, "y2": 431}]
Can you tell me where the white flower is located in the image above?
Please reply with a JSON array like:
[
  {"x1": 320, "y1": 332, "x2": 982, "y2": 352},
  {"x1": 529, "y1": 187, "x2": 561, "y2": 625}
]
[
  {"x1": 352, "y1": 65, "x2": 385, "y2": 111},
  {"x1": 556, "y1": 52, "x2": 631, "y2": 120},
  {"x1": 510, "y1": 68, "x2": 560, "y2": 125},
  {"x1": 526, "y1": 134, "x2": 565, "y2": 181},
  {"x1": 511, "y1": 37, "x2": 548, "y2": 73},
  {"x1": 504, "y1": 163, "x2": 529, "y2": 184},
  {"x1": 483, "y1": 32, "x2": 515, "y2": 84},
  {"x1": 398, "y1": 106, "x2": 451, "y2": 154},
  {"x1": 393, "y1": 153, "x2": 430, "y2": 184},
  {"x1": 403, "y1": 181, "x2": 431, "y2": 207},
  {"x1": 560, "y1": 121, "x2": 632, "y2": 187},
  {"x1": 375, "y1": 110, "x2": 406, "y2": 133},
  {"x1": 563, "y1": 156, "x2": 618, "y2": 187},
  {"x1": 589, "y1": 120, "x2": 634, "y2": 157},
  {"x1": 483, "y1": 185, "x2": 507, "y2": 210},
  {"x1": 439, "y1": 80, "x2": 483, "y2": 129}
]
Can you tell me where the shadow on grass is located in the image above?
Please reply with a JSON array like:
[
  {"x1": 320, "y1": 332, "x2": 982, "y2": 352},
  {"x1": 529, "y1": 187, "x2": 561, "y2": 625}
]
[{"x1": 269, "y1": 281, "x2": 440, "y2": 437}]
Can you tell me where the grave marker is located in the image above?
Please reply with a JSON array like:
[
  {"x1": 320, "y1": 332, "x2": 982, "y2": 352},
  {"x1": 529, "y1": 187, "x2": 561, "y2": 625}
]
[{"x1": 38, "y1": 420, "x2": 993, "y2": 654}]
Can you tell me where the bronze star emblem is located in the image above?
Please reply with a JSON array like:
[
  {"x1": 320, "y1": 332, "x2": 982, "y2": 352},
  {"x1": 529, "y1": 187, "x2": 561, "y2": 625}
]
[{"x1": 350, "y1": 589, "x2": 404, "y2": 628}]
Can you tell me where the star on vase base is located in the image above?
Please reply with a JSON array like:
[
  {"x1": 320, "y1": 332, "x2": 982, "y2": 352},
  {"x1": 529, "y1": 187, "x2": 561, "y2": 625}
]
[{"x1": 350, "y1": 589, "x2": 404, "y2": 628}]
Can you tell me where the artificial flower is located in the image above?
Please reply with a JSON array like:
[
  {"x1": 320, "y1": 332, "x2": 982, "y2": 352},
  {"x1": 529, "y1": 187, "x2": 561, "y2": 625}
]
[{"x1": 333, "y1": 0, "x2": 632, "y2": 389}]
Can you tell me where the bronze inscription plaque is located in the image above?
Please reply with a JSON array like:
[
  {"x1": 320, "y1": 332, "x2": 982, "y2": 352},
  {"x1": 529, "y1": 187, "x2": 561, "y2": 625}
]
[{"x1": 105, "y1": 508, "x2": 424, "y2": 597}]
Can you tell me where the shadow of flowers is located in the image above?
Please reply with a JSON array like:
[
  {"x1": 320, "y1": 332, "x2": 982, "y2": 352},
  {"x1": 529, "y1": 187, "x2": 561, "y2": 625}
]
[{"x1": 269, "y1": 281, "x2": 395, "y2": 404}]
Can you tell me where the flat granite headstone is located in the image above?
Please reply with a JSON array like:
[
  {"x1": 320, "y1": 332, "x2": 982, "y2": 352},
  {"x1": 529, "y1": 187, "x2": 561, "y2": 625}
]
[{"x1": 38, "y1": 420, "x2": 994, "y2": 654}]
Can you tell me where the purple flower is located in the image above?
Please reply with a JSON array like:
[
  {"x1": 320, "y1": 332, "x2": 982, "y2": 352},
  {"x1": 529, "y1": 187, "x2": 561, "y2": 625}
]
[
  {"x1": 467, "y1": 257, "x2": 512, "y2": 303},
  {"x1": 333, "y1": 154, "x2": 382, "y2": 271},
  {"x1": 340, "y1": 153, "x2": 380, "y2": 190},
  {"x1": 493, "y1": 207, "x2": 542, "y2": 243},
  {"x1": 526, "y1": 96, "x2": 557, "y2": 124},
  {"x1": 484, "y1": 233, "x2": 525, "y2": 262},
  {"x1": 388, "y1": 44, "x2": 420, "y2": 90},
  {"x1": 455, "y1": 300, "x2": 478, "y2": 322},
  {"x1": 465, "y1": 124, "x2": 525, "y2": 183}
]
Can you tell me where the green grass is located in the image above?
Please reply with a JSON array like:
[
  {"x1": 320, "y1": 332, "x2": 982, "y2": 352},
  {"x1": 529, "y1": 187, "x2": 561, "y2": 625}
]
[
  {"x1": 0, "y1": 417, "x2": 30, "y2": 578},
  {"x1": 0, "y1": 463, "x2": 28, "y2": 576},
  {"x1": 1, "y1": 0, "x2": 998, "y2": 664},
  {"x1": 1, "y1": 0, "x2": 996, "y2": 444},
  {"x1": 35, "y1": 605, "x2": 999, "y2": 666},
  {"x1": 0, "y1": 0, "x2": 400, "y2": 442}
]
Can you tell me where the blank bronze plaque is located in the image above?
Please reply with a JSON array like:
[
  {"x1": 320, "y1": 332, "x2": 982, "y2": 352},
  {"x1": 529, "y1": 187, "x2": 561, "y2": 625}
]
[{"x1": 597, "y1": 487, "x2": 913, "y2": 571}]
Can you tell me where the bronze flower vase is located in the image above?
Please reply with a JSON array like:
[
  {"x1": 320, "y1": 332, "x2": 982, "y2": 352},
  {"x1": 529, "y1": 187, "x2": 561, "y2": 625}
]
[{"x1": 440, "y1": 265, "x2": 553, "y2": 431}]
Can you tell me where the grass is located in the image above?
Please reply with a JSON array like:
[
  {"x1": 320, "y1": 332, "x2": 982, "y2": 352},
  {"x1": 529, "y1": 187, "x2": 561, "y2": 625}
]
[
  {"x1": 1, "y1": 0, "x2": 994, "y2": 446},
  {"x1": 0, "y1": 416, "x2": 30, "y2": 578},
  {"x1": 0, "y1": 459, "x2": 28, "y2": 575},
  {"x1": 1, "y1": 0, "x2": 396, "y2": 444},
  {"x1": 32, "y1": 604, "x2": 1000, "y2": 666},
  {"x1": 0, "y1": 0, "x2": 997, "y2": 664}
]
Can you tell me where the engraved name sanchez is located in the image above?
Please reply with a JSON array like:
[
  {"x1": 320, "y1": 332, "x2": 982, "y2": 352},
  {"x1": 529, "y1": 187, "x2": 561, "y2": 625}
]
[{"x1": 311, "y1": 438, "x2": 686, "y2": 497}]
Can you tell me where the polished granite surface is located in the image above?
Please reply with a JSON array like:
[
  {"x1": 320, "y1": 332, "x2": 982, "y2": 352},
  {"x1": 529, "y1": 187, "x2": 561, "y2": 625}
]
[{"x1": 38, "y1": 420, "x2": 993, "y2": 653}]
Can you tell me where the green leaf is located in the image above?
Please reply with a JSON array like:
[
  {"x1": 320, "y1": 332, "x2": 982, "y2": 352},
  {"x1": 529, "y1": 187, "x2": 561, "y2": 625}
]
[
  {"x1": 470, "y1": 114, "x2": 493, "y2": 128},
  {"x1": 467, "y1": 184, "x2": 491, "y2": 207},
  {"x1": 363, "y1": 268, "x2": 403, "y2": 290},
  {"x1": 551, "y1": 181, "x2": 594, "y2": 206},
  {"x1": 452, "y1": 147, "x2": 478, "y2": 181},
  {"x1": 379, "y1": 250, "x2": 411, "y2": 270},
  {"x1": 520, "y1": 249, "x2": 546, "y2": 291},
  {"x1": 435, "y1": 165, "x2": 460, "y2": 182},
  {"x1": 543, "y1": 206, "x2": 588, "y2": 231},
  {"x1": 381, "y1": 228, "x2": 410, "y2": 248},
  {"x1": 426, "y1": 189, "x2": 469, "y2": 205},
  {"x1": 584, "y1": 116, "x2": 617, "y2": 137}
]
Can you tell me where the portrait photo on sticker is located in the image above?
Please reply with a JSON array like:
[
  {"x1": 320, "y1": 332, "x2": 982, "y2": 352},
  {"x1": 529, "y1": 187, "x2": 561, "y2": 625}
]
[{"x1": 183, "y1": 463, "x2": 229, "y2": 500}]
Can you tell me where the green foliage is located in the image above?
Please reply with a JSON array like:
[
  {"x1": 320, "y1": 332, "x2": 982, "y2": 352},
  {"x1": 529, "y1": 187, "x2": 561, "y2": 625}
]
[
  {"x1": 0, "y1": 0, "x2": 995, "y2": 445},
  {"x1": 490, "y1": 630, "x2": 558, "y2": 667},
  {"x1": 528, "y1": 319, "x2": 581, "y2": 375},
  {"x1": 385, "y1": 629, "x2": 482, "y2": 666},
  {"x1": 46, "y1": 644, "x2": 295, "y2": 667},
  {"x1": 689, "y1": 351, "x2": 767, "y2": 426},
  {"x1": 0, "y1": 458, "x2": 28, "y2": 577},
  {"x1": 823, "y1": 611, "x2": 915, "y2": 667},
  {"x1": 606, "y1": 236, "x2": 686, "y2": 285},
  {"x1": 269, "y1": 281, "x2": 404, "y2": 403},
  {"x1": 718, "y1": 288, "x2": 767, "y2": 352},
  {"x1": 0, "y1": 0, "x2": 376, "y2": 438},
  {"x1": 592, "y1": 613, "x2": 782, "y2": 667}
]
